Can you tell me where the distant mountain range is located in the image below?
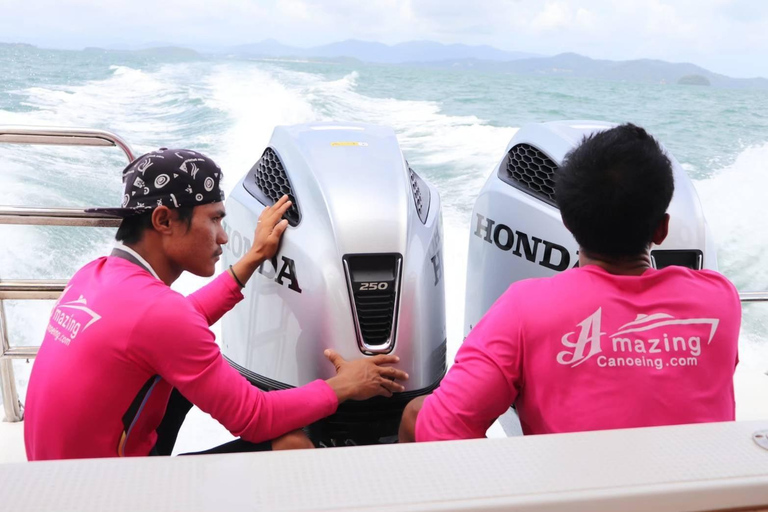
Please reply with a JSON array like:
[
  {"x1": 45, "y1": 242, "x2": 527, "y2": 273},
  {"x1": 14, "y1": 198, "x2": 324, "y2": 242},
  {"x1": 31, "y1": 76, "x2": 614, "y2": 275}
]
[
  {"x1": 409, "y1": 52, "x2": 768, "y2": 89},
  {"x1": 222, "y1": 39, "x2": 767, "y2": 89},
  {"x1": 225, "y1": 39, "x2": 539, "y2": 64},
  {"x1": 3, "y1": 39, "x2": 765, "y2": 89}
]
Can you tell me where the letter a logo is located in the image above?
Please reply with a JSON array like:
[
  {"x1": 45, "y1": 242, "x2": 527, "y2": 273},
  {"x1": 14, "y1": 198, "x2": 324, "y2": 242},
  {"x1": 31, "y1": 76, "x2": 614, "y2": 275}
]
[{"x1": 557, "y1": 308, "x2": 605, "y2": 367}]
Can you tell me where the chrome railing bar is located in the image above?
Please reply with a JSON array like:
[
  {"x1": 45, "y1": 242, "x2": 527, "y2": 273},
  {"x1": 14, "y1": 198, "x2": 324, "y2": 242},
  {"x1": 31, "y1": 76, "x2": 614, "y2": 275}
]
[
  {"x1": 0, "y1": 207, "x2": 121, "y2": 227},
  {"x1": 739, "y1": 292, "x2": 768, "y2": 303},
  {"x1": 0, "y1": 299, "x2": 23, "y2": 421},
  {"x1": 0, "y1": 126, "x2": 136, "y2": 162},
  {"x1": 0, "y1": 280, "x2": 68, "y2": 291},
  {"x1": 2, "y1": 347, "x2": 39, "y2": 360},
  {"x1": 0, "y1": 280, "x2": 68, "y2": 300},
  {"x1": 0, "y1": 207, "x2": 118, "y2": 218}
]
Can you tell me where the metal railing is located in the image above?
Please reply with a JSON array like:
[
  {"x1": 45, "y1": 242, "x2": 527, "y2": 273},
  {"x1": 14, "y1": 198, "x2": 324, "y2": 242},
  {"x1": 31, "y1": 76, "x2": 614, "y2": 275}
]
[
  {"x1": 738, "y1": 291, "x2": 768, "y2": 303},
  {"x1": 0, "y1": 126, "x2": 134, "y2": 422}
]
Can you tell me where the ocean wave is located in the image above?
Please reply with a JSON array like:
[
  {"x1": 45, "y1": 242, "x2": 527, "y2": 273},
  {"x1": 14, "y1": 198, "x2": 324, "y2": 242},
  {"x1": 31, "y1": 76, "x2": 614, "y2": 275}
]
[
  {"x1": 693, "y1": 142, "x2": 768, "y2": 370},
  {"x1": 108, "y1": 65, "x2": 141, "y2": 76},
  {"x1": 198, "y1": 64, "x2": 318, "y2": 192},
  {"x1": 694, "y1": 141, "x2": 768, "y2": 292}
]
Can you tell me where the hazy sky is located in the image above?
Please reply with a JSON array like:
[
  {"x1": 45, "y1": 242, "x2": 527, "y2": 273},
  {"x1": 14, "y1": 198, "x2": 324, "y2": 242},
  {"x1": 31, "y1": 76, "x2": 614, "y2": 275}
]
[{"x1": 2, "y1": 0, "x2": 767, "y2": 78}]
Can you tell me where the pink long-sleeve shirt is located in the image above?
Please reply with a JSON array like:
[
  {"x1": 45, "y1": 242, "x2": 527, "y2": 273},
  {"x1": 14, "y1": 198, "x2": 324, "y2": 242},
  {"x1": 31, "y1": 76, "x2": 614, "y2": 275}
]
[
  {"x1": 417, "y1": 265, "x2": 741, "y2": 441},
  {"x1": 25, "y1": 256, "x2": 338, "y2": 460}
]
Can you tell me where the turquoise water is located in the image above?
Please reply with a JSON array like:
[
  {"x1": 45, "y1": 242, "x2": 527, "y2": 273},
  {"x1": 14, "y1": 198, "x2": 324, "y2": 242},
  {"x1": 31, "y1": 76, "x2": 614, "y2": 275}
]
[{"x1": 1, "y1": 45, "x2": 767, "y2": 379}]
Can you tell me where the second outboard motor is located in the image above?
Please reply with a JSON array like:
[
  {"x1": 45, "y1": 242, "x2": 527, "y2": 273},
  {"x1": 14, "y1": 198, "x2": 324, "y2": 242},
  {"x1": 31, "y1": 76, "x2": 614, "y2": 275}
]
[
  {"x1": 222, "y1": 122, "x2": 446, "y2": 445},
  {"x1": 464, "y1": 120, "x2": 717, "y2": 435},
  {"x1": 465, "y1": 120, "x2": 717, "y2": 336}
]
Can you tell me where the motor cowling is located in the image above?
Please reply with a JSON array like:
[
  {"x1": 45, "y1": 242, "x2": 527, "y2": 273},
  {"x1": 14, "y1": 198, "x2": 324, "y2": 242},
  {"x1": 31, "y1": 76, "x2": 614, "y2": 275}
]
[{"x1": 222, "y1": 122, "x2": 446, "y2": 445}]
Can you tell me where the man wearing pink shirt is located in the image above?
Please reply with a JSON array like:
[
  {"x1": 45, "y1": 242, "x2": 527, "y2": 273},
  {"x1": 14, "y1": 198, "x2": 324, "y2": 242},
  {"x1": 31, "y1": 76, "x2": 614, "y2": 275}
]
[
  {"x1": 25, "y1": 148, "x2": 407, "y2": 460},
  {"x1": 400, "y1": 124, "x2": 740, "y2": 442}
]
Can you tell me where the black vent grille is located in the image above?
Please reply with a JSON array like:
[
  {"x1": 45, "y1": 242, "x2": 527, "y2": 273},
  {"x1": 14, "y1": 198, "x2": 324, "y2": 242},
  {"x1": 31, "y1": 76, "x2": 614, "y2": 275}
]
[
  {"x1": 651, "y1": 250, "x2": 703, "y2": 270},
  {"x1": 354, "y1": 292, "x2": 396, "y2": 346},
  {"x1": 244, "y1": 148, "x2": 301, "y2": 226},
  {"x1": 430, "y1": 339, "x2": 447, "y2": 378},
  {"x1": 344, "y1": 254, "x2": 402, "y2": 352},
  {"x1": 407, "y1": 162, "x2": 431, "y2": 224},
  {"x1": 499, "y1": 143, "x2": 559, "y2": 206}
]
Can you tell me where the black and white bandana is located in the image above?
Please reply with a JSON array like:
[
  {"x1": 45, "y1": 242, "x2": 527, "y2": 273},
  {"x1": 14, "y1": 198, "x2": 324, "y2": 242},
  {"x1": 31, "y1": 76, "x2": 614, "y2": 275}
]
[{"x1": 88, "y1": 148, "x2": 225, "y2": 218}]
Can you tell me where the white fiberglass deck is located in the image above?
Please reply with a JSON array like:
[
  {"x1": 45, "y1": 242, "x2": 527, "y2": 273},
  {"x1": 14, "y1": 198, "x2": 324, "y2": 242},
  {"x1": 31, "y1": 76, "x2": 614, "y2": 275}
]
[{"x1": 2, "y1": 420, "x2": 768, "y2": 512}]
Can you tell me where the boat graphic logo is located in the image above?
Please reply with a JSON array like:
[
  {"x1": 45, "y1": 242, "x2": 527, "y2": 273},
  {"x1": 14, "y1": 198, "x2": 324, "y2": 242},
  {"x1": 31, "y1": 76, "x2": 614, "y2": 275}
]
[
  {"x1": 611, "y1": 313, "x2": 718, "y2": 344},
  {"x1": 557, "y1": 309, "x2": 719, "y2": 368},
  {"x1": 48, "y1": 293, "x2": 102, "y2": 345}
]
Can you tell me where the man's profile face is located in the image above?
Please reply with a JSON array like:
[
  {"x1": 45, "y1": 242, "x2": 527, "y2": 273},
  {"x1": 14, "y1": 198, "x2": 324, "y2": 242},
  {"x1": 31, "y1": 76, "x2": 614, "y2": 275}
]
[{"x1": 168, "y1": 202, "x2": 228, "y2": 277}]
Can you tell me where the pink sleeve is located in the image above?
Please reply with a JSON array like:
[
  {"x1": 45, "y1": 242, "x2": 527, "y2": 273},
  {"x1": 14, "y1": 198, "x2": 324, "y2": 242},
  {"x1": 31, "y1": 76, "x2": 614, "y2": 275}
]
[
  {"x1": 186, "y1": 271, "x2": 244, "y2": 326},
  {"x1": 416, "y1": 290, "x2": 523, "y2": 441},
  {"x1": 136, "y1": 296, "x2": 338, "y2": 443}
]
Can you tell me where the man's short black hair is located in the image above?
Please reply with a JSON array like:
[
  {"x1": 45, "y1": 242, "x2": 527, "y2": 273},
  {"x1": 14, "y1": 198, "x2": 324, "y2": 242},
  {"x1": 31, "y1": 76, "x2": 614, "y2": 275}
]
[
  {"x1": 555, "y1": 123, "x2": 674, "y2": 258},
  {"x1": 115, "y1": 206, "x2": 195, "y2": 245}
]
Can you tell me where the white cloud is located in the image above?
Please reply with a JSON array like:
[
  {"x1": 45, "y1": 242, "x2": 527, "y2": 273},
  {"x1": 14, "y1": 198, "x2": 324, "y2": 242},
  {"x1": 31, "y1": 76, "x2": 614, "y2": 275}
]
[
  {"x1": 0, "y1": 0, "x2": 767, "y2": 76},
  {"x1": 531, "y1": 2, "x2": 572, "y2": 32},
  {"x1": 276, "y1": 0, "x2": 310, "y2": 20},
  {"x1": 574, "y1": 8, "x2": 597, "y2": 30}
]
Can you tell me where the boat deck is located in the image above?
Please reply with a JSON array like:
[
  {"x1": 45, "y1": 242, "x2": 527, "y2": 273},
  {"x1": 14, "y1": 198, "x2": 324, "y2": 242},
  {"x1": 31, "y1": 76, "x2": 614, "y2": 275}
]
[{"x1": 3, "y1": 420, "x2": 768, "y2": 512}]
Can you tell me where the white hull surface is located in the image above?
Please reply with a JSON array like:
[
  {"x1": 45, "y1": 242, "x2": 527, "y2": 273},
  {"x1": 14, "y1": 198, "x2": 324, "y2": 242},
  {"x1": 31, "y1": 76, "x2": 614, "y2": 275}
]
[{"x1": 2, "y1": 420, "x2": 768, "y2": 511}]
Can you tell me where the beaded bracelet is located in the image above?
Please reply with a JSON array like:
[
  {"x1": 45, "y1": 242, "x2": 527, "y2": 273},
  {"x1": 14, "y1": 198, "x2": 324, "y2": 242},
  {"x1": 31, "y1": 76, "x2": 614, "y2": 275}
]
[{"x1": 229, "y1": 265, "x2": 245, "y2": 288}]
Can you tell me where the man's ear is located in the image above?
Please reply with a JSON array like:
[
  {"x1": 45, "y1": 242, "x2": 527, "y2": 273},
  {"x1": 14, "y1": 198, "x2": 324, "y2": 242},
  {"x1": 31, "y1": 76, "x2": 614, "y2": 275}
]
[
  {"x1": 151, "y1": 206, "x2": 174, "y2": 235},
  {"x1": 652, "y1": 213, "x2": 670, "y2": 246}
]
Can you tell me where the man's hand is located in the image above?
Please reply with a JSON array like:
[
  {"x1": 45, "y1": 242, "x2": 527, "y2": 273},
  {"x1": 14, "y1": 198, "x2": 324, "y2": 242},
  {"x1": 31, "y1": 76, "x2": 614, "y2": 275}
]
[
  {"x1": 324, "y1": 349, "x2": 409, "y2": 402},
  {"x1": 228, "y1": 195, "x2": 292, "y2": 287},
  {"x1": 249, "y1": 194, "x2": 292, "y2": 265}
]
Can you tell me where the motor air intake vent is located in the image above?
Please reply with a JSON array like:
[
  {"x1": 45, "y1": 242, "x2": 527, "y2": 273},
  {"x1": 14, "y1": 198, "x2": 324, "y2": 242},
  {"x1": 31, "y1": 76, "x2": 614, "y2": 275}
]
[
  {"x1": 407, "y1": 162, "x2": 431, "y2": 224},
  {"x1": 343, "y1": 254, "x2": 402, "y2": 353},
  {"x1": 243, "y1": 148, "x2": 301, "y2": 226},
  {"x1": 651, "y1": 250, "x2": 703, "y2": 270},
  {"x1": 499, "y1": 143, "x2": 558, "y2": 207}
]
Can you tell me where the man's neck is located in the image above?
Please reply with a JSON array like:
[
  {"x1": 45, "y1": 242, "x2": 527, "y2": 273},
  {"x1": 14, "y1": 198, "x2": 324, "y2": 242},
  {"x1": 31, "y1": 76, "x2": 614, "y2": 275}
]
[
  {"x1": 578, "y1": 249, "x2": 653, "y2": 276},
  {"x1": 122, "y1": 240, "x2": 182, "y2": 286}
]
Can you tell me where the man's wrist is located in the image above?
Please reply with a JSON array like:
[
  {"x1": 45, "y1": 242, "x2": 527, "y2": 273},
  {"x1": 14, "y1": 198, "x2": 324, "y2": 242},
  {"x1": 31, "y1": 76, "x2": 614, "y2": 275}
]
[
  {"x1": 228, "y1": 265, "x2": 246, "y2": 288},
  {"x1": 325, "y1": 376, "x2": 350, "y2": 403},
  {"x1": 240, "y1": 253, "x2": 265, "y2": 274}
]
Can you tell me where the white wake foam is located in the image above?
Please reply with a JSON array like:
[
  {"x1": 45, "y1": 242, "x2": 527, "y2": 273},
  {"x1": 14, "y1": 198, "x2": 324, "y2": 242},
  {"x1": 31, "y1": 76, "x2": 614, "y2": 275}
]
[
  {"x1": 694, "y1": 142, "x2": 768, "y2": 371},
  {"x1": 694, "y1": 142, "x2": 768, "y2": 291}
]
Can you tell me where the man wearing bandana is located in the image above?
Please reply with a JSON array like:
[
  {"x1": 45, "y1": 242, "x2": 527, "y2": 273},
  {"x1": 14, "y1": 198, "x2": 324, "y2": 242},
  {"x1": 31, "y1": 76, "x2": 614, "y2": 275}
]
[{"x1": 24, "y1": 148, "x2": 407, "y2": 460}]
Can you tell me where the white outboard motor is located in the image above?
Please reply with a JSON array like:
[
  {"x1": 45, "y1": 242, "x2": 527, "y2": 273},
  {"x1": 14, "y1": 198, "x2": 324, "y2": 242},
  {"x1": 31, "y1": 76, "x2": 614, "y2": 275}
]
[
  {"x1": 466, "y1": 120, "x2": 717, "y2": 339},
  {"x1": 222, "y1": 122, "x2": 446, "y2": 445},
  {"x1": 465, "y1": 120, "x2": 717, "y2": 435}
]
